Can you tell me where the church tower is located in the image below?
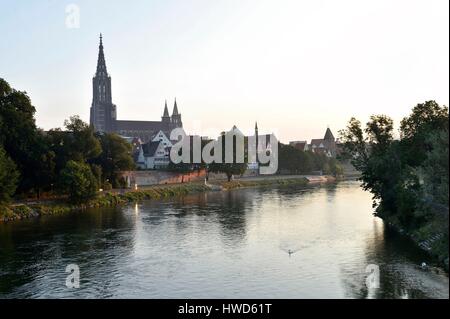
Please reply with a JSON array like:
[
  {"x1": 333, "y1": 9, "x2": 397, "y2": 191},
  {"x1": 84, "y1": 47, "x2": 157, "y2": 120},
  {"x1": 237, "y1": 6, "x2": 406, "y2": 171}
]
[
  {"x1": 90, "y1": 34, "x2": 117, "y2": 132},
  {"x1": 323, "y1": 126, "x2": 337, "y2": 157},
  {"x1": 171, "y1": 98, "x2": 182, "y2": 127},
  {"x1": 162, "y1": 100, "x2": 171, "y2": 124}
]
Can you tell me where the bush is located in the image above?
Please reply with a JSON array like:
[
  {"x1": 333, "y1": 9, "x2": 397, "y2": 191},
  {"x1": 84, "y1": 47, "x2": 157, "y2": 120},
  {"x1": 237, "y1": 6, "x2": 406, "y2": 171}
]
[{"x1": 59, "y1": 160, "x2": 98, "y2": 202}]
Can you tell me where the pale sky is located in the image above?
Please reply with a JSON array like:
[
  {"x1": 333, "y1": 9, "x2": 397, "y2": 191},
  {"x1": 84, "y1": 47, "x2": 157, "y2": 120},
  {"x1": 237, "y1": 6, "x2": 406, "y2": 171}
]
[{"x1": 0, "y1": 0, "x2": 448, "y2": 143}]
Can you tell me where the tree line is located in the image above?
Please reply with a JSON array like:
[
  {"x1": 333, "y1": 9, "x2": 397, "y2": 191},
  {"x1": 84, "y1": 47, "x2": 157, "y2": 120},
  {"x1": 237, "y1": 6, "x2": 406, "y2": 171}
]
[
  {"x1": 0, "y1": 78, "x2": 135, "y2": 204},
  {"x1": 167, "y1": 133, "x2": 343, "y2": 180},
  {"x1": 339, "y1": 101, "x2": 448, "y2": 263},
  {"x1": 277, "y1": 143, "x2": 343, "y2": 176}
]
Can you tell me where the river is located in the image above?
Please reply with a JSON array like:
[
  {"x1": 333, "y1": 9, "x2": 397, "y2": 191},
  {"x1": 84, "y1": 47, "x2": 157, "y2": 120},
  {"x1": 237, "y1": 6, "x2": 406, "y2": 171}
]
[{"x1": 0, "y1": 181, "x2": 448, "y2": 299}]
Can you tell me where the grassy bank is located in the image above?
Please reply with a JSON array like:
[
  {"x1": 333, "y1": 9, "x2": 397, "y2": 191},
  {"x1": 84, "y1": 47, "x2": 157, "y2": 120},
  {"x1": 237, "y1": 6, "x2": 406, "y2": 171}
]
[
  {"x1": 0, "y1": 183, "x2": 211, "y2": 223},
  {"x1": 0, "y1": 176, "x2": 312, "y2": 223}
]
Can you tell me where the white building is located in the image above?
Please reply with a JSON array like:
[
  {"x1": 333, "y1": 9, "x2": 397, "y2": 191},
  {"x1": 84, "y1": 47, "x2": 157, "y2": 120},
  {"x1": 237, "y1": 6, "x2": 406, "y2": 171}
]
[{"x1": 141, "y1": 141, "x2": 170, "y2": 169}]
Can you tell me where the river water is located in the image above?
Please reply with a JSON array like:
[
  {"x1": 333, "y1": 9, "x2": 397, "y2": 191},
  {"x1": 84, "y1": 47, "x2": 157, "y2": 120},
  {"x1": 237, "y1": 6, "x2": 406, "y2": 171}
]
[{"x1": 0, "y1": 181, "x2": 448, "y2": 299}]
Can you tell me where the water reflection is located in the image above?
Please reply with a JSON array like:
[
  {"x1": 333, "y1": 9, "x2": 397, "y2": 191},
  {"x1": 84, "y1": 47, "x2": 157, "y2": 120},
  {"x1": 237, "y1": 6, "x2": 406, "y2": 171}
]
[{"x1": 0, "y1": 182, "x2": 448, "y2": 299}]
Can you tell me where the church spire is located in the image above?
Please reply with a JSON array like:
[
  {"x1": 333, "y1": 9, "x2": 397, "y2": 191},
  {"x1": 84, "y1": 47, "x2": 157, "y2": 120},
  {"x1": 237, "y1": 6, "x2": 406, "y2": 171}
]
[
  {"x1": 96, "y1": 33, "x2": 108, "y2": 77},
  {"x1": 163, "y1": 99, "x2": 170, "y2": 117},
  {"x1": 162, "y1": 99, "x2": 171, "y2": 124},
  {"x1": 172, "y1": 98, "x2": 179, "y2": 115}
]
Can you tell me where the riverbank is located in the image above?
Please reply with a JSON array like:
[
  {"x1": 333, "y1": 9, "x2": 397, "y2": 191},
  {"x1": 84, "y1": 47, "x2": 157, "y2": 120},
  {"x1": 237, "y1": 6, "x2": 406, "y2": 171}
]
[
  {"x1": 0, "y1": 176, "x2": 314, "y2": 223},
  {"x1": 382, "y1": 215, "x2": 449, "y2": 272}
]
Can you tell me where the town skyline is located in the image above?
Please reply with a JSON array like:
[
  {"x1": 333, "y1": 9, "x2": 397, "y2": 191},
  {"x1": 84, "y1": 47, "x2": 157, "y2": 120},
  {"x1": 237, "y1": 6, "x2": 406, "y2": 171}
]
[{"x1": 0, "y1": 0, "x2": 448, "y2": 143}]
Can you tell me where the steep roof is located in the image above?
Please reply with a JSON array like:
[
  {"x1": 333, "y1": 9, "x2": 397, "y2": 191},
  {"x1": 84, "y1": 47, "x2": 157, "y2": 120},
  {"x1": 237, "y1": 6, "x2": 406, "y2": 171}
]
[
  {"x1": 142, "y1": 141, "x2": 162, "y2": 157},
  {"x1": 324, "y1": 127, "x2": 335, "y2": 141},
  {"x1": 290, "y1": 141, "x2": 308, "y2": 151},
  {"x1": 311, "y1": 139, "x2": 325, "y2": 147}
]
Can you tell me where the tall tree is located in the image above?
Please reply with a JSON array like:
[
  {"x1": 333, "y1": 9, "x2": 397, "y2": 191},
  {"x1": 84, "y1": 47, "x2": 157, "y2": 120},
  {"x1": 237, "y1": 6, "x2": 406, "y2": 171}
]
[
  {"x1": 340, "y1": 101, "x2": 449, "y2": 227},
  {"x1": 47, "y1": 116, "x2": 102, "y2": 173},
  {"x1": 209, "y1": 134, "x2": 248, "y2": 182},
  {"x1": 0, "y1": 78, "x2": 43, "y2": 194},
  {"x1": 94, "y1": 133, "x2": 135, "y2": 187}
]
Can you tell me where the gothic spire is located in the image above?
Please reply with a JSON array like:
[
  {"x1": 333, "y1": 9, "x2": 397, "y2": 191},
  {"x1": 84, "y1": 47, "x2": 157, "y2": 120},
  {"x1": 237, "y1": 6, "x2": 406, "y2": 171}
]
[
  {"x1": 96, "y1": 33, "x2": 108, "y2": 77},
  {"x1": 172, "y1": 98, "x2": 179, "y2": 116},
  {"x1": 163, "y1": 99, "x2": 170, "y2": 117}
]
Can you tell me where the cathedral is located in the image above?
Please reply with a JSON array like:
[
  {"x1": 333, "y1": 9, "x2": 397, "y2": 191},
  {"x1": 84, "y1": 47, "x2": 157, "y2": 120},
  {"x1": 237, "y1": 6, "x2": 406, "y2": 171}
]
[{"x1": 89, "y1": 34, "x2": 183, "y2": 142}]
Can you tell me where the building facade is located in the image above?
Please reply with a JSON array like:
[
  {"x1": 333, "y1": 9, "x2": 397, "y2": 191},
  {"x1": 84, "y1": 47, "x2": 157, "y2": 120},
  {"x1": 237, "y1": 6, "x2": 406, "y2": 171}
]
[{"x1": 89, "y1": 35, "x2": 183, "y2": 142}]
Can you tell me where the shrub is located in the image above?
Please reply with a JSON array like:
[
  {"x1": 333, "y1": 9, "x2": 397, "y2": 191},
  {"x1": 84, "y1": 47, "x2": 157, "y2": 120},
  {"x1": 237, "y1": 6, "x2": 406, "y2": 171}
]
[{"x1": 59, "y1": 160, "x2": 98, "y2": 202}]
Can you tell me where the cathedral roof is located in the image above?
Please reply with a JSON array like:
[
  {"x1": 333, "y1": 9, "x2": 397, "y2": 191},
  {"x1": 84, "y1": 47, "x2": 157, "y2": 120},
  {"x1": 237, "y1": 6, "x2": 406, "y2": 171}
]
[{"x1": 116, "y1": 120, "x2": 169, "y2": 132}]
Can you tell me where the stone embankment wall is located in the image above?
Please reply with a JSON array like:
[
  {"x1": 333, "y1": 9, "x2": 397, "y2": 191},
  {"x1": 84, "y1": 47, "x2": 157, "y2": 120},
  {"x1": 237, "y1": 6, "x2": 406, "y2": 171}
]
[{"x1": 121, "y1": 170, "x2": 209, "y2": 187}]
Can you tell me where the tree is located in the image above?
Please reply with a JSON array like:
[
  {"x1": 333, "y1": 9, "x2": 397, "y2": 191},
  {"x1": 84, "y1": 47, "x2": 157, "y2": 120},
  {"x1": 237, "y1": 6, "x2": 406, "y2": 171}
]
[
  {"x1": 400, "y1": 101, "x2": 448, "y2": 140},
  {"x1": 94, "y1": 133, "x2": 135, "y2": 187},
  {"x1": 0, "y1": 145, "x2": 19, "y2": 203},
  {"x1": 338, "y1": 117, "x2": 368, "y2": 171},
  {"x1": 47, "y1": 116, "x2": 102, "y2": 173},
  {"x1": 340, "y1": 101, "x2": 449, "y2": 228},
  {"x1": 278, "y1": 144, "x2": 313, "y2": 174},
  {"x1": 64, "y1": 116, "x2": 102, "y2": 161},
  {"x1": 0, "y1": 78, "x2": 45, "y2": 194},
  {"x1": 400, "y1": 100, "x2": 449, "y2": 167},
  {"x1": 208, "y1": 134, "x2": 248, "y2": 182},
  {"x1": 419, "y1": 128, "x2": 449, "y2": 207},
  {"x1": 32, "y1": 131, "x2": 57, "y2": 198},
  {"x1": 340, "y1": 114, "x2": 403, "y2": 216},
  {"x1": 59, "y1": 160, "x2": 98, "y2": 202}
]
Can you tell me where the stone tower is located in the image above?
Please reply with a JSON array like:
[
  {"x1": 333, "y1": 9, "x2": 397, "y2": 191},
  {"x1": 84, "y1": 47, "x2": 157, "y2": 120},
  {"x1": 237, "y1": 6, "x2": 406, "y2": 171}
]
[
  {"x1": 171, "y1": 98, "x2": 182, "y2": 127},
  {"x1": 162, "y1": 100, "x2": 171, "y2": 124},
  {"x1": 323, "y1": 127, "x2": 337, "y2": 157},
  {"x1": 90, "y1": 34, "x2": 117, "y2": 132}
]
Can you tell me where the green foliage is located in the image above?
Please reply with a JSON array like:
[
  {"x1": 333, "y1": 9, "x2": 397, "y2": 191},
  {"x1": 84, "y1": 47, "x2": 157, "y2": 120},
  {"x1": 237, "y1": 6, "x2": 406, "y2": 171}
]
[
  {"x1": 340, "y1": 100, "x2": 449, "y2": 261},
  {"x1": 277, "y1": 143, "x2": 342, "y2": 176},
  {"x1": 278, "y1": 144, "x2": 312, "y2": 174},
  {"x1": 59, "y1": 160, "x2": 98, "y2": 202},
  {"x1": 419, "y1": 128, "x2": 449, "y2": 206},
  {"x1": 47, "y1": 116, "x2": 101, "y2": 174},
  {"x1": 209, "y1": 161, "x2": 247, "y2": 182},
  {"x1": 0, "y1": 145, "x2": 19, "y2": 203},
  {"x1": 93, "y1": 133, "x2": 135, "y2": 188},
  {"x1": 204, "y1": 134, "x2": 248, "y2": 182},
  {"x1": 400, "y1": 101, "x2": 449, "y2": 167},
  {"x1": 102, "y1": 181, "x2": 113, "y2": 191},
  {"x1": 0, "y1": 78, "x2": 46, "y2": 194}
]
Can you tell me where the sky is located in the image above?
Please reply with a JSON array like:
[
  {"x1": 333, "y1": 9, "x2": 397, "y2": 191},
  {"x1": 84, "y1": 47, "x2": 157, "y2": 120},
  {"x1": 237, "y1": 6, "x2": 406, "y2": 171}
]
[{"x1": 0, "y1": 0, "x2": 448, "y2": 143}]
